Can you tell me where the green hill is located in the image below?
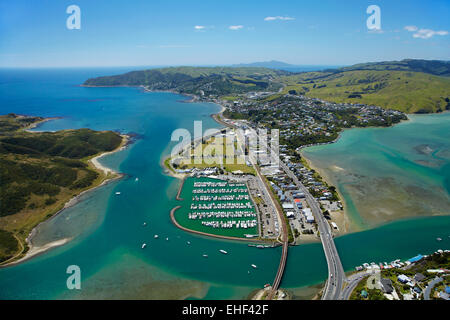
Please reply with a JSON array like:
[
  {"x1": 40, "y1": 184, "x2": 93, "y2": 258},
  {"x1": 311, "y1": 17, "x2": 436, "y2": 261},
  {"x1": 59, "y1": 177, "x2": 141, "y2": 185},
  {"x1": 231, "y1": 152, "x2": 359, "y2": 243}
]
[
  {"x1": 84, "y1": 66, "x2": 287, "y2": 96},
  {"x1": 280, "y1": 70, "x2": 450, "y2": 113},
  {"x1": 84, "y1": 60, "x2": 450, "y2": 114},
  {"x1": 335, "y1": 59, "x2": 450, "y2": 76},
  {"x1": 0, "y1": 114, "x2": 124, "y2": 264}
]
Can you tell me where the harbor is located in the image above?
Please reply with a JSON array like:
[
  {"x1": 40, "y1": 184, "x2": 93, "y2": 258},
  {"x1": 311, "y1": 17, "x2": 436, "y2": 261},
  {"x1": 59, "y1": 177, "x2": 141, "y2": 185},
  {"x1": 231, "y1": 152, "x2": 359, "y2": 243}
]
[{"x1": 172, "y1": 177, "x2": 260, "y2": 238}]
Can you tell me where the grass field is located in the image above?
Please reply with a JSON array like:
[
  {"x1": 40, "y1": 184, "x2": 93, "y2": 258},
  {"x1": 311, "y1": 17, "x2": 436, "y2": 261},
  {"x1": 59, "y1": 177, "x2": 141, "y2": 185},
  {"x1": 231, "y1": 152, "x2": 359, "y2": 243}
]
[{"x1": 278, "y1": 70, "x2": 450, "y2": 113}]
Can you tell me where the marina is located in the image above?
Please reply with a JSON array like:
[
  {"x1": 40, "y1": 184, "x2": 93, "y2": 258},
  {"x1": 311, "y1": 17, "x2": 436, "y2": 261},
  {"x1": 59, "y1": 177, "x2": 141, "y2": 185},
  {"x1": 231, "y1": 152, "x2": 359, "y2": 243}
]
[{"x1": 173, "y1": 177, "x2": 259, "y2": 238}]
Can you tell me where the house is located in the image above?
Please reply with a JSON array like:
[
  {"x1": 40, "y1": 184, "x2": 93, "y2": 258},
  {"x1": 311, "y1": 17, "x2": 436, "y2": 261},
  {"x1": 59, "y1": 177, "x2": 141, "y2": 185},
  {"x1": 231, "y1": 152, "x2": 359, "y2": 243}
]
[
  {"x1": 397, "y1": 274, "x2": 411, "y2": 284},
  {"x1": 360, "y1": 290, "x2": 368, "y2": 298},
  {"x1": 414, "y1": 273, "x2": 426, "y2": 283},
  {"x1": 380, "y1": 278, "x2": 393, "y2": 294}
]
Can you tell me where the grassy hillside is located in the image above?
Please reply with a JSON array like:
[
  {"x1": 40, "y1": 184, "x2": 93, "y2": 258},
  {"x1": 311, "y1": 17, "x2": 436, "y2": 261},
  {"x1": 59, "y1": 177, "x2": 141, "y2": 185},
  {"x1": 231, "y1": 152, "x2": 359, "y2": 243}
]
[
  {"x1": 279, "y1": 70, "x2": 450, "y2": 113},
  {"x1": 336, "y1": 59, "x2": 450, "y2": 76},
  {"x1": 84, "y1": 60, "x2": 450, "y2": 114},
  {"x1": 84, "y1": 66, "x2": 286, "y2": 96},
  {"x1": 0, "y1": 114, "x2": 124, "y2": 264}
]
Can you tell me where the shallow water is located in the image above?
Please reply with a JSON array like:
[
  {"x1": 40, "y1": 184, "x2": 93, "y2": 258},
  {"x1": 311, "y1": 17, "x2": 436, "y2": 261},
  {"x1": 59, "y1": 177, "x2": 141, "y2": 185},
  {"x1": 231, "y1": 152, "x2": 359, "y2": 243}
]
[
  {"x1": 0, "y1": 69, "x2": 448, "y2": 300},
  {"x1": 302, "y1": 113, "x2": 450, "y2": 229}
]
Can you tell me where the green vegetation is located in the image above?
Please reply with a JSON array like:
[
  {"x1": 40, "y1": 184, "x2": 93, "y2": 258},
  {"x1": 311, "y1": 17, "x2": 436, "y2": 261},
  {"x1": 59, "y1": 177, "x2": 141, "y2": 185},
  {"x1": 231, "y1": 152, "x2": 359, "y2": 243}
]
[
  {"x1": 84, "y1": 66, "x2": 286, "y2": 96},
  {"x1": 84, "y1": 60, "x2": 450, "y2": 114},
  {"x1": 350, "y1": 252, "x2": 450, "y2": 300},
  {"x1": 280, "y1": 70, "x2": 450, "y2": 113},
  {"x1": 0, "y1": 114, "x2": 124, "y2": 264},
  {"x1": 0, "y1": 229, "x2": 20, "y2": 262}
]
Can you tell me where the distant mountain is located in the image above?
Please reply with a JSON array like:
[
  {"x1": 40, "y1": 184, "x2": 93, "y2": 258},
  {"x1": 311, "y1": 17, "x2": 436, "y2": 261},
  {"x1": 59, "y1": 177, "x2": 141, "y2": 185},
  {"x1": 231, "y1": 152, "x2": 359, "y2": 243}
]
[
  {"x1": 232, "y1": 60, "x2": 296, "y2": 69},
  {"x1": 232, "y1": 61, "x2": 337, "y2": 72}
]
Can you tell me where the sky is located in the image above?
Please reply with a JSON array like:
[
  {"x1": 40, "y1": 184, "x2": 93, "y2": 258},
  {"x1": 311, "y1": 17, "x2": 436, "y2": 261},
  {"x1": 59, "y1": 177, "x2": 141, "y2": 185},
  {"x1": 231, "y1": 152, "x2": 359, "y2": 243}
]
[{"x1": 0, "y1": 0, "x2": 449, "y2": 68}]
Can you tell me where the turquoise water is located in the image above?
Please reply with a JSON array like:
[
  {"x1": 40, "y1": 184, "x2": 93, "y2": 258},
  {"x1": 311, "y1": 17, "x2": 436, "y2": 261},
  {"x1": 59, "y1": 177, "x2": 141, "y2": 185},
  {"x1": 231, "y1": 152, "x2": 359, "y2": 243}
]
[
  {"x1": 0, "y1": 69, "x2": 449, "y2": 300},
  {"x1": 303, "y1": 113, "x2": 450, "y2": 229}
]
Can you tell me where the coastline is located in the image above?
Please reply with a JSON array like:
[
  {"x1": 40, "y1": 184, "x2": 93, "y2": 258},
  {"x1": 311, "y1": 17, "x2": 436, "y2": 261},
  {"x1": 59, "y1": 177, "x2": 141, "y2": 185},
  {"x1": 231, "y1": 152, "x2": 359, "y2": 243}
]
[{"x1": 1, "y1": 131, "x2": 131, "y2": 267}]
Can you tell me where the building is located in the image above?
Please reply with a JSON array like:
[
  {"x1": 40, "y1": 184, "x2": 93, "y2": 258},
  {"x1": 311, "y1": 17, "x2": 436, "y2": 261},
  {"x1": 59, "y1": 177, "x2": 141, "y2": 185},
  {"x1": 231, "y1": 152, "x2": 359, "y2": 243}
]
[
  {"x1": 380, "y1": 278, "x2": 394, "y2": 294},
  {"x1": 397, "y1": 274, "x2": 411, "y2": 284},
  {"x1": 360, "y1": 290, "x2": 368, "y2": 298},
  {"x1": 414, "y1": 273, "x2": 426, "y2": 283}
]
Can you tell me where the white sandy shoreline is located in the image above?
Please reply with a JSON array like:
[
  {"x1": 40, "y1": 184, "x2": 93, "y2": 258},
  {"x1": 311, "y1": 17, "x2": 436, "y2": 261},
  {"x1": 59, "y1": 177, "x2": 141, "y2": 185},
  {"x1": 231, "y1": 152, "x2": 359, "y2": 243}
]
[{"x1": 1, "y1": 132, "x2": 131, "y2": 268}]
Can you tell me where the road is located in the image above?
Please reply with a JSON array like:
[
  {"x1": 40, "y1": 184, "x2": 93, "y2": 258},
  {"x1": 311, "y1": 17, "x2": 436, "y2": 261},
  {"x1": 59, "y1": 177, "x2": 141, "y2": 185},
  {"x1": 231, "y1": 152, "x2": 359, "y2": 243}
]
[
  {"x1": 424, "y1": 276, "x2": 443, "y2": 300},
  {"x1": 235, "y1": 128, "x2": 289, "y2": 299},
  {"x1": 279, "y1": 161, "x2": 346, "y2": 300},
  {"x1": 340, "y1": 271, "x2": 370, "y2": 300}
]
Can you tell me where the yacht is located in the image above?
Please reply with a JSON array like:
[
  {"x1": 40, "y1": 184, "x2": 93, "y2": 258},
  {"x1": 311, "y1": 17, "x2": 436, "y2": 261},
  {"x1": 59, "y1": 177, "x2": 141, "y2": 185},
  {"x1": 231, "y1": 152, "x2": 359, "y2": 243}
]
[
  {"x1": 141, "y1": 243, "x2": 147, "y2": 249},
  {"x1": 251, "y1": 264, "x2": 257, "y2": 269},
  {"x1": 115, "y1": 192, "x2": 121, "y2": 195},
  {"x1": 219, "y1": 249, "x2": 228, "y2": 254},
  {"x1": 154, "y1": 235, "x2": 159, "y2": 239},
  {"x1": 203, "y1": 254, "x2": 208, "y2": 258}
]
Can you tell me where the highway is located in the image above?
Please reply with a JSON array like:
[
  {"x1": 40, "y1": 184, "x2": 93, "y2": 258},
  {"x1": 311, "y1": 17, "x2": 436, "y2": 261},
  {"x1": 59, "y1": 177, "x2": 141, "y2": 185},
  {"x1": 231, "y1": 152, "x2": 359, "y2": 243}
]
[
  {"x1": 235, "y1": 127, "x2": 289, "y2": 299},
  {"x1": 279, "y1": 161, "x2": 346, "y2": 300},
  {"x1": 222, "y1": 120, "x2": 344, "y2": 300}
]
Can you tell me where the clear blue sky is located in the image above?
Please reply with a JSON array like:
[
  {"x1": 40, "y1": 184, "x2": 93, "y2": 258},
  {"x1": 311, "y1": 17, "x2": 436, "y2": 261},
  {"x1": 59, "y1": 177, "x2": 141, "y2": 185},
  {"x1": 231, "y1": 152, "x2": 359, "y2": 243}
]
[{"x1": 0, "y1": 0, "x2": 449, "y2": 67}]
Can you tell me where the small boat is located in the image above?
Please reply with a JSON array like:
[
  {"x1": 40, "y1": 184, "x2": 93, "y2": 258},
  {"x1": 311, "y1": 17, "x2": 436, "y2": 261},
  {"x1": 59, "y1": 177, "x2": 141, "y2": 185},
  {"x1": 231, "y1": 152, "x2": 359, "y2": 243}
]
[
  {"x1": 135, "y1": 178, "x2": 139, "y2": 182},
  {"x1": 143, "y1": 222, "x2": 147, "y2": 227},
  {"x1": 187, "y1": 241, "x2": 191, "y2": 245},
  {"x1": 437, "y1": 237, "x2": 442, "y2": 241},
  {"x1": 115, "y1": 192, "x2": 121, "y2": 195},
  {"x1": 251, "y1": 264, "x2": 257, "y2": 269},
  {"x1": 203, "y1": 254, "x2": 208, "y2": 258},
  {"x1": 219, "y1": 249, "x2": 228, "y2": 255},
  {"x1": 154, "y1": 235, "x2": 159, "y2": 239},
  {"x1": 141, "y1": 243, "x2": 147, "y2": 249},
  {"x1": 165, "y1": 237, "x2": 169, "y2": 241}
]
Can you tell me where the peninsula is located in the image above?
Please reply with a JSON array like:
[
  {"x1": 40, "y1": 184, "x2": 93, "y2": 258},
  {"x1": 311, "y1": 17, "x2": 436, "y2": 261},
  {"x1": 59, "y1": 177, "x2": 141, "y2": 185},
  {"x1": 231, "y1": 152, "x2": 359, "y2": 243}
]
[{"x1": 0, "y1": 114, "x2": 127, "y2": 265}]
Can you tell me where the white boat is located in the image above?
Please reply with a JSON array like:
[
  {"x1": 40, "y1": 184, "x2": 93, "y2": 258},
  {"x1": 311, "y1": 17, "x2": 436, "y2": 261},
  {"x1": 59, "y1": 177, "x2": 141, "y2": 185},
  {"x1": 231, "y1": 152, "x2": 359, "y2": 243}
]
[
  {"x1": 135, "y1": 178, "x2": 139, "y2": 182},
  {"x1": 203, "y1": 254, "x2": 208, "y2": 258},
  {"x1": 143, "y1": 222, "x2": 147, "y2": 227},
  {"x1": 251, "y1": 264, "x2": 257, "y2": 269},
  {"x1": 437, "y1": 237, "x2": 442, "y2": 241},
  {"x1": 219, "y1": 249, "x2": 228, "y2": 254},
  {"x1": 141, "y1": 243, "x2": 147, "y2": 249},
  {"x1": 187, "y1": 241, "x2": 191, "y2": 245},
  {"x1": 115, "y1": 192, "x2": 121, "y2": 195},
  {"x1": 165, "y1": 237, "x2": 169, "y2": 241},
  {"x1": 154, "y1": 235, "x2": 159, "y2": 239}
]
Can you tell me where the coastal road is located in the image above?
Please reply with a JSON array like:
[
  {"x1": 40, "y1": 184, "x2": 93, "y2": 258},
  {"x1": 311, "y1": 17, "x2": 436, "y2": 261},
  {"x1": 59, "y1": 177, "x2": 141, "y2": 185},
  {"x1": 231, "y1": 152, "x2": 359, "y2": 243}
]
[{"x1": 279, "y1": 161, "x2": 346, "y2": 300}]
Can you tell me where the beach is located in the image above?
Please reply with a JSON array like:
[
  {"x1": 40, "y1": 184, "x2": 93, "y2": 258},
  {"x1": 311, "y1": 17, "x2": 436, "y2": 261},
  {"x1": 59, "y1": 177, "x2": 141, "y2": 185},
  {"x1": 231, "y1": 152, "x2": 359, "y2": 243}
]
[{"x1": 1, "y1": 132, "x2": 131, "y2": 267}]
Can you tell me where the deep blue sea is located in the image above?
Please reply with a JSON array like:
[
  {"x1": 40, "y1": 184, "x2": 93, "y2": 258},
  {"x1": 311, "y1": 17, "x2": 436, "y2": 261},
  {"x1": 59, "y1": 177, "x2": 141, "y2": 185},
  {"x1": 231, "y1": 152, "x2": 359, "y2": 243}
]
[{"x1": 0, "y1": 68, "x2": 449, "y2": 300}]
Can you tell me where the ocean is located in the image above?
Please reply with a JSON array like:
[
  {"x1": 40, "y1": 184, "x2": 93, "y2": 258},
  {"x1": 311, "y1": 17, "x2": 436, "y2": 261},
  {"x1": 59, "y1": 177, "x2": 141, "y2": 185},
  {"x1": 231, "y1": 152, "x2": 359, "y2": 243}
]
[{"x1": 0, "y1": 68, "x2": 449, "y2": 300}]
